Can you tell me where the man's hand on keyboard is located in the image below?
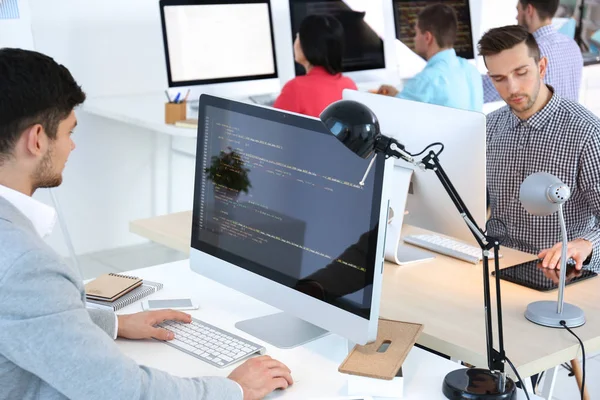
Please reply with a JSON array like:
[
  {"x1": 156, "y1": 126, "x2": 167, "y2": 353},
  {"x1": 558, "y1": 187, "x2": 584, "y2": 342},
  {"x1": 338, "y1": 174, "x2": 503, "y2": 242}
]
[
  {"x1": 117, "y1": 310, "x2": 192, "y2": 340},
  {"x1": 228, "y1": 355, "x2": 294, "y2": 400}
]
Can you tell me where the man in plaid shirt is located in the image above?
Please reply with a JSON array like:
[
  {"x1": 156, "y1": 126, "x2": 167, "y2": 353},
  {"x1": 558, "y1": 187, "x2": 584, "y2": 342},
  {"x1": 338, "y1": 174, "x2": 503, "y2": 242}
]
[
  {"x1": 479, "y1": 25, "x2": 600, "y2": 272},
  {"x1": 483, "y1": 0, "x2": 582, "y2": 103}
]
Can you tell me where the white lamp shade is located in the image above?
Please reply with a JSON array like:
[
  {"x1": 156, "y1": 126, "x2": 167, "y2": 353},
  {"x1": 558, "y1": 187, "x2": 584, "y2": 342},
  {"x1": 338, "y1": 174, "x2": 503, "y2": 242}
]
[{"x1": 519, "y1": 172, "x2": 571, "y2": 216}]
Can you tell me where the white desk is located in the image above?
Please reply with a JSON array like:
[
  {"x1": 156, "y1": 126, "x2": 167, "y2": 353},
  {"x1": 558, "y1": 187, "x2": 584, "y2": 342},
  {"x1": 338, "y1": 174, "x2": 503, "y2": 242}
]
[{"x1": 115, "y1": 260, "x2": 539, "y2": 399}]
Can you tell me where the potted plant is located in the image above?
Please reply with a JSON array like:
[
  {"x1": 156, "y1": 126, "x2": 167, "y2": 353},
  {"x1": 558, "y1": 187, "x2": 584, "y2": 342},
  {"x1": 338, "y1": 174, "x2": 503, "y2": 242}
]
[{"x1": 204, "y1": 147, "x2": 252, "y2": 197}]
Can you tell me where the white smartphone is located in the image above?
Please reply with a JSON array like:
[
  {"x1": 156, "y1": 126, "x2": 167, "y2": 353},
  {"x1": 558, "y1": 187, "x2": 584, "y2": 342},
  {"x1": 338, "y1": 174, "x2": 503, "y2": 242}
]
[{"x1": 141, "y1": 298, "x2": 199, "y2": 311}]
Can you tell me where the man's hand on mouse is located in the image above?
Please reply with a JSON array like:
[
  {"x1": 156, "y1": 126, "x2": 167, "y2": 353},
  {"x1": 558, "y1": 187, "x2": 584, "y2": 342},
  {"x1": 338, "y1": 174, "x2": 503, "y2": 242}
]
[{"x1": 228, "y1": 355, "x2": 293, "y2": 400}]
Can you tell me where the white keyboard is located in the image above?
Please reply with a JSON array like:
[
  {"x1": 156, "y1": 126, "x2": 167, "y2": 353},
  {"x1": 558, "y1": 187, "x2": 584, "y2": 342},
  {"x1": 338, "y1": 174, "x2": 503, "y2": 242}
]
[
  {"x1": 403, "y1": 234, "x2": 496, "y2": 264},
  {"x1": 157, "y1": 318, "x2": 266, "y2": 368}
]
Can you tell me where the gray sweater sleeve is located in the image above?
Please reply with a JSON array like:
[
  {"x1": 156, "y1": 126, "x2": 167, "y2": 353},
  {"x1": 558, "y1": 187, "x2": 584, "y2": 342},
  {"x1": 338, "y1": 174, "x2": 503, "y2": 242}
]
[
  {"x1": 0, "y1": 250, "x2": 242, "y2": 400},
  {"x1": 87, "y1": 308, "x2": 117, "y2": 338}
]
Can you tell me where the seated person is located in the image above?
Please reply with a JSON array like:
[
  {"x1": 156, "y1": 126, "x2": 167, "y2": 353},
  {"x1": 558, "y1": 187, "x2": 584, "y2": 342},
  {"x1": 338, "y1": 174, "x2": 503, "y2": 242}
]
[
  {"x1": 377, "y1": 4, "x2": 483, "y2": 112},
  {"x1": 0, "y1": 48, "x2": 292, "y2": 400},
  {"x1": 479, "y1": 26, "x2": 600, "y2": 272},
  {"x1": 273, "y1": 14, "x2": 357, "y2": 118}
]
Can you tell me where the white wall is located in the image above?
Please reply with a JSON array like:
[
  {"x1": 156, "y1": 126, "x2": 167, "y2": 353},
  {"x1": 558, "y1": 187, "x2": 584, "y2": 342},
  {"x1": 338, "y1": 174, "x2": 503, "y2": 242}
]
[{"x1": 29, "y1": 0, "x2": 167, "y2": 98}]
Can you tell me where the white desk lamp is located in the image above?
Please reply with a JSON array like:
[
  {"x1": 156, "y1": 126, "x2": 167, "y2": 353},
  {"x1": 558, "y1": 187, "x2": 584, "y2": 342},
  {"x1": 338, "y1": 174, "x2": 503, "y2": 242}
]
[{"x1": 519, "y1": 172, "x2": 586, "y2": 328}]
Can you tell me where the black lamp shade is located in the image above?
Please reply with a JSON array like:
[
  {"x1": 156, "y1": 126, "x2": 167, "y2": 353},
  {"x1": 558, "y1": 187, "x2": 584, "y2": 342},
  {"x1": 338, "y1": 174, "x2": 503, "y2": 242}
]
[{"x1": 319, "y1": 100, "x2": 381, "y2": 159}]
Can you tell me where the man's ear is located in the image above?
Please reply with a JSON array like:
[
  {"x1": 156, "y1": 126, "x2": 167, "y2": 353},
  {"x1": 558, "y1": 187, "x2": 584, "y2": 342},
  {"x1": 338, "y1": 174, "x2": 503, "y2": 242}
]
[
  {"x1": 23, "y1": 124, "x2": 47, "y2": 157},
  {"x1": 538, "y1": 56, "x2": 548, "y2": 81},
  {"x1": 425, "y1": 31, "x2": 434, "y2": 46},
  {"x1": 526, "y1": 3, "x2": 536, "y2": 18}
]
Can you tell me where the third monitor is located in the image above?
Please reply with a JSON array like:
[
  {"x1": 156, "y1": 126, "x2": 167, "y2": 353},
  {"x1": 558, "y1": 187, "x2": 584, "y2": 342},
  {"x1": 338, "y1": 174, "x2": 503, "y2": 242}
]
[{"x1": 392, "y1": 0, "x2": 475, "y2": 60}]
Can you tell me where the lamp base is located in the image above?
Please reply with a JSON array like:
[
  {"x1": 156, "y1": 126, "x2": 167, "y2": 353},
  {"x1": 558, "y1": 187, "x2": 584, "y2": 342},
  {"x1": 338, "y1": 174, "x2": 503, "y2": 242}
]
[
  {"x1": 525, "y1": 301, "x2": 585, "y2": 328},
  {"x1": 442, "y1": 368, "x2": 516, "y2": 400}
]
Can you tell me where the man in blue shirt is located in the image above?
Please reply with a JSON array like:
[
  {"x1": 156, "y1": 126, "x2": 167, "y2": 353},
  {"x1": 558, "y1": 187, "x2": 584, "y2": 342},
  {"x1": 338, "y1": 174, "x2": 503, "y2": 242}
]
[{"x1": 377, "y1": 4, "x2": 483, "y2": 112}]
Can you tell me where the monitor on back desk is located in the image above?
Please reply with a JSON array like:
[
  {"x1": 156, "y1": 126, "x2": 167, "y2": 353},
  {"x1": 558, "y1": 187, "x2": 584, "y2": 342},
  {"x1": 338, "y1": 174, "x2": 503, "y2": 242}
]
[
  {"x1": 392, "y1": 0, "x2": 476, "y2": 60},
  {"x1": 190, "y1": 94, "x2": 392, "y2": 347},
  {"x1": 288, "y1": 0, "x2": 386, "y2": 80},
  {"x1": 159, "y1": 0, "x2": 280, "y2": 98}
]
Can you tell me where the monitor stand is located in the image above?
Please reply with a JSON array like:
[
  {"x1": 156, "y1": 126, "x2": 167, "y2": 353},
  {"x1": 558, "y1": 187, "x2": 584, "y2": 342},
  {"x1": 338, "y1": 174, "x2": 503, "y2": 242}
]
[
  {"x1": 235, "y1": 312, "x2": 329, "y2": 349},
  {"x1": 396, "y1": 244, "x2": 435, "y2": 265}
]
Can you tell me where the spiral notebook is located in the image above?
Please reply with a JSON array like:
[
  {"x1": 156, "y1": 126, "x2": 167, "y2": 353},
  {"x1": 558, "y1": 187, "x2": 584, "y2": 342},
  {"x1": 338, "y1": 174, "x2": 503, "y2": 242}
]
[
  {"x1": 86, "y1": 281, "x2": 163, "y2": 311},
  {"x1": 85, "y1": 273, "x2": 143, "y2": 302}
]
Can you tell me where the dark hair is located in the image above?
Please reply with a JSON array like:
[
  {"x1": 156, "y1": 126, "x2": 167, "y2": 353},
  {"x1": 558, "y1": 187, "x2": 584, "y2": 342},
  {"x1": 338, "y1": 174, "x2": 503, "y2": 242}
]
[
  {"x1": 417, "y1": 4, "x2": 458, "y2": 49},
  {"x1": 519, "y1": 0, "x2": 559, "y2": 20},
  {"x1": 299, "y1": 14, "x2": 344, "y2": 75},
  {"x1": 478, "y1": 25, "x2": 541, "y2": 63},
  {"x1": 0, "y1": 48, "x2": 86, "y2": 162}
]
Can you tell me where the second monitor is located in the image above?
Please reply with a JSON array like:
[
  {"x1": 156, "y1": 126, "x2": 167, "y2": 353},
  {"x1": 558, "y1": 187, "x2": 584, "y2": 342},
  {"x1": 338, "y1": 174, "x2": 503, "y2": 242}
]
[
  {"x1": 159, "y1": 0, "x2": 278, "y2": 87},
  {"x1": 392, "y1": 0, "x2": 475, "y2": 60},
  {"x1": 288, "y1": 0, "x2": 386, "y2": 75}
]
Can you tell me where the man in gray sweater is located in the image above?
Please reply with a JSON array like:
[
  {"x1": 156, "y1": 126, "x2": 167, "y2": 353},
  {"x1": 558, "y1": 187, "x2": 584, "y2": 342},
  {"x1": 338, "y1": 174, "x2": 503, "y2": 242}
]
[{"x1": 0, "y1": 48, "x2": 293, "y2": 399}]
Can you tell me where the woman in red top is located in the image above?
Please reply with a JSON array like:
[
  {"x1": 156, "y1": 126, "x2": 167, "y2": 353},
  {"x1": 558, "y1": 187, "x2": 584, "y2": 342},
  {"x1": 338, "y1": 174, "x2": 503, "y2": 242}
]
[{"x1": 273, "y1": 14, "x2": 357, "y2": 118}]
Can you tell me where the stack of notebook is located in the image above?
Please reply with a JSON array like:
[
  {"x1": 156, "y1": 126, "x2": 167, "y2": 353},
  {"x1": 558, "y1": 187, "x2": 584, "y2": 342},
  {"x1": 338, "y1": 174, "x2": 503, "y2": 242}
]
[{"x1": 85, "y1": 273, "x2": 163, "y2": 311}]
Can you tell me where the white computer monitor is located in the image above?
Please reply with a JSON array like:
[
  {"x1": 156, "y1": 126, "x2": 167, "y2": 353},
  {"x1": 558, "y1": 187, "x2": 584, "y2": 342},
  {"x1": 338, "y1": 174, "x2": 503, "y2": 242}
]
[
  {"x1": 343, "y1": 89, "x2": 486, "y2": 245},
  {"x1": 159, "y1": 0, "x2": 280, "y2": 97},
  {"x1": 189, "y1": 94, "x2": 392, "y2": 347}
]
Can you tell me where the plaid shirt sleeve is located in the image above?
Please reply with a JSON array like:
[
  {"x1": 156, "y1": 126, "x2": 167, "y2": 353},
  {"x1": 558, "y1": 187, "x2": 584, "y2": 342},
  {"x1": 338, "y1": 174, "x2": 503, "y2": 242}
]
[{"x1": 577, "y1": 130, "x2": 600, "y2": 270}]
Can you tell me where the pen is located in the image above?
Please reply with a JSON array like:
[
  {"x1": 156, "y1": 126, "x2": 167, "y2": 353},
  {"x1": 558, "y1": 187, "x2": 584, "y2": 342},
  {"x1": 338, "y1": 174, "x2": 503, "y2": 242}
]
[
  {"x1": 165, "y1": 90, "x2": 172, "y2": 103},
  {"x1": 182, "y1": 89, "x2": 191, "y2": 103},
  {"x1": 173, "y1": 92, "x2": 181, "y2": 103}
]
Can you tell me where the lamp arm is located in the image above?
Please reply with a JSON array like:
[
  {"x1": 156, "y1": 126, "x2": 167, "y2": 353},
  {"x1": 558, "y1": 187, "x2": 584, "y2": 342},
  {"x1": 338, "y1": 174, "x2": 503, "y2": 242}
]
[{"x1": 417, "y1": 150, "x2": 507, "y2": 373}]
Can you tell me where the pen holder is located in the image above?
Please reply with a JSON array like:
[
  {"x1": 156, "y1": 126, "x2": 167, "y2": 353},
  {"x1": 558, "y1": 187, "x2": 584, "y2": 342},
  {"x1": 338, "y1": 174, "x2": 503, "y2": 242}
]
[{"x1": 165, "y1": 102, "x2": 187, "y2": 124}]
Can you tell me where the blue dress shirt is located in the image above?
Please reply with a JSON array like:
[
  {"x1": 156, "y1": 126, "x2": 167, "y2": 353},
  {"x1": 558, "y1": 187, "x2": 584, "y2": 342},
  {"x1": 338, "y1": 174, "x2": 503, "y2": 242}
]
[{"x1": 397, "y1": 49, "x2": 483, "y2": 112}]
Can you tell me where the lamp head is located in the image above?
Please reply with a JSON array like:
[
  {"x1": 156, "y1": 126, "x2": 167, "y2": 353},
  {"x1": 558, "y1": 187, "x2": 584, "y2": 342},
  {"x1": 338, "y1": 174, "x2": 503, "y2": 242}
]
[
  {"x1": 319, "y1": 100, "x2": 381, "y2": 159},
  {"x1": 519, "y1": 172, "x2": 571, "y2": 216}
]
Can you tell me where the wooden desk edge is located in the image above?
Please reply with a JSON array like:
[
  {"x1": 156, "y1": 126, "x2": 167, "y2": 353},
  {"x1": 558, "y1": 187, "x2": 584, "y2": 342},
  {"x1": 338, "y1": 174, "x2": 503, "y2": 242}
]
[{"x1": 129, "y1": 219, "x2": 190, "y2": 255}]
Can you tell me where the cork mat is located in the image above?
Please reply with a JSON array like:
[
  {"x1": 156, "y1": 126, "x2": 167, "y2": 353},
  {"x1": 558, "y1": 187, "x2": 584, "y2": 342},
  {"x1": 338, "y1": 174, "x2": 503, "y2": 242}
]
[{"x1": 338, "y1": 319, "x2": 424, "y2": 380}]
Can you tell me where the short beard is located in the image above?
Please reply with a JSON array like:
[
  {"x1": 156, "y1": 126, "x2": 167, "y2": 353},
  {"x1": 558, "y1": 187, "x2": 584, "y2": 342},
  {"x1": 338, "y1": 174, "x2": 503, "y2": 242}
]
[
  {"x1": 508, "y1": 77, "x2": 541, "y2": 115},
  {"x1": 32, "y1": 147, "x2": 62, "y2": 191}
]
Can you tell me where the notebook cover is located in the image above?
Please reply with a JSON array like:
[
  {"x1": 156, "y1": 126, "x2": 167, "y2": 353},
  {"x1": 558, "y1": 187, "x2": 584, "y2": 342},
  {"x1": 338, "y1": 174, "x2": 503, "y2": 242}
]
[
  {"x1": 86, "y1": 281, "x2": 163, "y2": 311},
  {"x1": 338, "y1": 319, "x2": 423, "y2": 380},
  {"x1": 85, "y1": 273, "x2": 143, "y2": 302}
]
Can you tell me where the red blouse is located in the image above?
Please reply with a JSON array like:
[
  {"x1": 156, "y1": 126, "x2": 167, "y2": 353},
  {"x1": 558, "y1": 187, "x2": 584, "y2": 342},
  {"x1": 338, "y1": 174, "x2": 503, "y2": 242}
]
[{"x1": 273, "y1": 66, "x2": 358, "y2": 118}]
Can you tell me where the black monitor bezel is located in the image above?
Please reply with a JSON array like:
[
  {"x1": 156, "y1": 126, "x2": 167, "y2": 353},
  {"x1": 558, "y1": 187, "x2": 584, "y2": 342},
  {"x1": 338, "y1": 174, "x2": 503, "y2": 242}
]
[
  {"x1": 159, "y1": 0, "x2": 279, "y2": 87},
  {"x1": 191, "y1": 94, "x2": 386, "y2": 318},
  {"x1": 287, "y1": 0, "x2": 387, "y2": 75}
]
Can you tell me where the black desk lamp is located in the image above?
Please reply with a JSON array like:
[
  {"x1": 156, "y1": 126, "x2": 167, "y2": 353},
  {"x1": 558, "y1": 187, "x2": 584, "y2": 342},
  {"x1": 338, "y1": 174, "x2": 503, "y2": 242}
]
[{"x1": 320, "y1": 100, "x2": 516, "y2": 400}]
